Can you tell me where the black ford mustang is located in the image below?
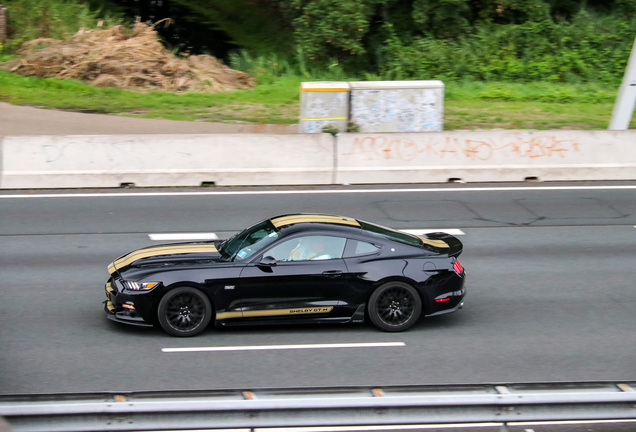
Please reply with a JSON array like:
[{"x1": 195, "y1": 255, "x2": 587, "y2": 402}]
[{"x1": 105, "y1": 214, "x2": 466, "y2": 337}]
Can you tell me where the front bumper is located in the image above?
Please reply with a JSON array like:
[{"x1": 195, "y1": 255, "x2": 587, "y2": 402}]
[{"x1": 104, "y1": 280, "x2": 154, "y2": 328}]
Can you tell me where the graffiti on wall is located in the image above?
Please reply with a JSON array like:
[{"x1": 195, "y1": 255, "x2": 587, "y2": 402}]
[
  {"x1": 350, "y1": 88, "x2": 443, "y2": 133},
  {"x1": 344, "y1": 134, "x2": 581, "y2": 162}
]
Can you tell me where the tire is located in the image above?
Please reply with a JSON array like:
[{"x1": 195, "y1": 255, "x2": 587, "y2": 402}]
[
  {"x1": 368, "y1": 282, "x2": 422, "y2": 332},
  {"x1": 157, "y1": 287, "x2": 212, "y2": 337}
]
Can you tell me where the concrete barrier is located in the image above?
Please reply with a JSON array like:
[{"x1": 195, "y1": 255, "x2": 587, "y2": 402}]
[
  {"x1": 1, "y1": 130, "x2": 635, "y2": 189},
  {"x1": 336, "y1": 130, "x2": 636, "y2": 183},
  {"x1": 0, "y1": 133, "x2": 334, "y2": 188}
]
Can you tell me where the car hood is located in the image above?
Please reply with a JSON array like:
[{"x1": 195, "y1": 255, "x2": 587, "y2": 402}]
[{"x1": 107, "y1": 242, "x2": 222, "y2": 274}]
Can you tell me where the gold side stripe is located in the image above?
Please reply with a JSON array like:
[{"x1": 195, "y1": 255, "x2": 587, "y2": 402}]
[
  {"x1": 108, "y1": 244, "x2": 218, "y2": 274},
  {"x1": 271, "y1": 215, "x2": 360, "y2": 228},
  {"x1": 216, "y1": 306, "x2": 334, "y2": 320},
  {"x1": 216, "y1": 311, "x2": 243, "y2": 320},
  {"x1": 418, "y1": 237, "x2": 449, "y2": 248},
  {"x1": 106, "y1": 301, "x2": 115, "y2": 312}
]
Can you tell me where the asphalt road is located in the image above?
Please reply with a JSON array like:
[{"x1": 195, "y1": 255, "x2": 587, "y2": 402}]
[
  {"x1": 1, "y1": 183, "x2": 636, "y2": 395},
  {"x1": 0, "y1": 102, "x2": 297, "y2": 136}
]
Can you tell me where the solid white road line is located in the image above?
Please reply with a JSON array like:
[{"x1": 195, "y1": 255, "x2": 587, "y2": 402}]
[
  {"x1": 514, "y1": 419, "x2": 636, "y2": 427},
  {"x1": 149, "y1": 233, "x2": 219, "y2": 241},
  {"x1": 162, "y1": 342, "x2": 405, "y2": 353},
  {"x1": 2, "y1": 185, "x2": 636, "y2": 199},
  {"x1": 264, "y1": 424, "x2": 503, "y2": 431}
]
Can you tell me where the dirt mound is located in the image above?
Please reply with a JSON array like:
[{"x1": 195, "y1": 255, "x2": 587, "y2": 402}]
[{"x1": 0, "y1": 21, "x2": 254, "y2": 93}]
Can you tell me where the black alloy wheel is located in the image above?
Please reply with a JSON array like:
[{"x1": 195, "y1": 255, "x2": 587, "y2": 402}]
[
  {"x1": 368, "y1": 282, "x2": 422, "y2": 332},
  {"x1": 157, "y1": 286, "x2": 212, "y2": 337}
]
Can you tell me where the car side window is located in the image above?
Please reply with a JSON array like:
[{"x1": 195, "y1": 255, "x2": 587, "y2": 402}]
[
  {"x1": 266, "y1": 235, "x2": 347, "y2": 261},
  {"x1": 344, "y1": 239, "x2": 381, "y2": 257}
]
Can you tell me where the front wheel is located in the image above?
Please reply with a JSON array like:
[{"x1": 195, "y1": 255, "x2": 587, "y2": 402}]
[
  {"x1": 368, "y1": 282, "x2": 421, "y2": 332},
  {"x1": 157, "y1": 287, "x2": 212, "y2": 337}
]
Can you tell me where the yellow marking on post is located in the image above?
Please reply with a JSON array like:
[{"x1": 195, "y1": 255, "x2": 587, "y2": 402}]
[
  {"x1": 242, "y1": 391, "x2": 256, "y2": 400},
  {"x1": 108, "y1": 244, "x2": 218, "y2": 274},
  {"x1": 372, "y1": 388, "x2": 385, "y2": 397},
  {"x1": 271, "y1": 214, "x2": 360, "y2": 228}
]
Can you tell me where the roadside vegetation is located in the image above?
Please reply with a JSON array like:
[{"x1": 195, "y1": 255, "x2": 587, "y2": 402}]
[
  {"x1": 0, "y1": 0, "x2": 634, "y2": 130},
  {"x1": 0, "y1": 69, "x2": 623, "y2": 129}
]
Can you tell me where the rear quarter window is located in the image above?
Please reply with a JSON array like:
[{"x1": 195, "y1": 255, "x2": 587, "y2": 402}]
[{"x1": 344, "y1": 239, "x2": 381, "y2": 257}]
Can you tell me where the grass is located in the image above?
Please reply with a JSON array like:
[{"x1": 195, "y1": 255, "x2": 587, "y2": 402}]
[{"x1": 0, "y1": 69, "x2": 633, "y2": 130}]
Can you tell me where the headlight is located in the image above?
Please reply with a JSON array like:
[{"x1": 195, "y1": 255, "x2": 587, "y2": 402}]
[{"x1": 123, "y1": 281, "x2": 160, "y2": 291}]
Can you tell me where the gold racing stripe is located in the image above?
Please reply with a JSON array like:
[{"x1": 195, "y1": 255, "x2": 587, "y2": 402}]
[
  {"x1": 271, "y1": 215, "x2": 360, "y2": 228},
  {"x1": 418, "y1": 237, "x2": 449, "y2": 248},
  {"x1": 216, "y1": 306, "x2": 334, "y2": 320},
  {"x1": 108, "y1": 244, "x2": 218, "y2": 274}
]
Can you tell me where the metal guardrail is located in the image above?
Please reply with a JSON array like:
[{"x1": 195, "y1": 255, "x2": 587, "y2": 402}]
[{"x1": 1, "y1": 382, "x2": 635, "y2": 432}]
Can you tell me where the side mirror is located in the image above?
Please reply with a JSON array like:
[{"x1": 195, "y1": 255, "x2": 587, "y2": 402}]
[{"x1": 258, "y1": 256, "x2": 277, "y2": 268}]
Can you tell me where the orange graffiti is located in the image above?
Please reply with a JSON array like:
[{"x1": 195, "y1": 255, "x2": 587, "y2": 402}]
[{"x1": 346, "y1": 135, "x2": 580, "y2": 161}]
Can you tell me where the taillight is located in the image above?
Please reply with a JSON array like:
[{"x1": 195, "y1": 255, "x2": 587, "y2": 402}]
[{"x1": 453, "y1": 259, "x2": 464, "y2": 275}]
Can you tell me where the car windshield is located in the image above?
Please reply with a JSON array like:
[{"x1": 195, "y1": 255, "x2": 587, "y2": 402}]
[
  {"x1": 358, "y1": 220, "x2": 425, "y2": 248},
  {"x1": 218, "y1": 219, "x2": 280, "y2": 261}
]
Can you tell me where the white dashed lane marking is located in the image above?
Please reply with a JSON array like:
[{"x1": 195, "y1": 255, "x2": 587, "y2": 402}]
[{"x1": 162, "y1": 342, "x2": 406, "y2": 353}]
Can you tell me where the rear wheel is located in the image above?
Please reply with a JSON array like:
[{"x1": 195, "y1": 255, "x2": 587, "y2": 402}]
[
  {"x1": 157, "y1": 287, "x2": 212, "y2": 337},
  {"x1": 368, "y1": 282, "x2": 421, "y2": 332}
]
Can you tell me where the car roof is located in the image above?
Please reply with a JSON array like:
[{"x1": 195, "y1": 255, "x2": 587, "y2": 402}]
[{"x1": 270, "y1": 214, "x2": 361, "y2": 229}]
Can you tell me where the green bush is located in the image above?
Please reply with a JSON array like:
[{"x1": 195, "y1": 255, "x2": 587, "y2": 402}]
[{"x1": 378, "y1": 8, "x2": 636, "y2": 84}]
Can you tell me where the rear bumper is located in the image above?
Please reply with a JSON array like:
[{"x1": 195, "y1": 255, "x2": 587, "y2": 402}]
[
  {"x1": 426, "y1": 298, "x2": 464, "y2": 317},
  {"x1": 425, "y1": 279, "x2": 466, "y2": 317}
]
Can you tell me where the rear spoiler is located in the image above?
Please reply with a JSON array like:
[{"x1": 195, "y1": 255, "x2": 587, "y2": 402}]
[{"x1": 424, "y1": 232, "x2": 463, "y2": 258}]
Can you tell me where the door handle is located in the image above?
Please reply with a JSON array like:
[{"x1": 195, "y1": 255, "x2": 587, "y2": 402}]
[{"x1": 322, "y1": 270, "x2": 343, "y2": 277}]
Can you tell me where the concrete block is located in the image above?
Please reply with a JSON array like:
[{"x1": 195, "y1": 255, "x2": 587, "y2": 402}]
[
  {"x1": 349, "y1": 80, "x2": 444, "y2": 133},
  {"x1": 300, "y1": 82, "x2": 350, "y2": 133},
  {"x1": 335, "y1": 130, "x2": 636, "y2": 184},
  {"x1": 0, "y1": 133, "x2": 335, "y2": 188}
]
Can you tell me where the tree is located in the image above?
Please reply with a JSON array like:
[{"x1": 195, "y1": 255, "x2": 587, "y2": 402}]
[{"x1": 171, "y1": 0, "x2": 294, "y2": 55}]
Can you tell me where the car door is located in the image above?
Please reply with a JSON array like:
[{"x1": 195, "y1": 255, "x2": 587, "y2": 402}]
[{"x1": 235, "y1": 235, "x2": 350, "y2": 322}]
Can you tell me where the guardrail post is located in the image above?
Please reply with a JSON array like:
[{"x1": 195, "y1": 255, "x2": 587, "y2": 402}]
[
  {"x1": 0, "y1": 5, "x2": 7, "y2": 43},
  {"x1": 609, "y1": 35, "x2": 636, "y2": 130}
]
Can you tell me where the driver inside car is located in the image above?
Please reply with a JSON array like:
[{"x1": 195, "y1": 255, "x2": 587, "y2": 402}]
[{"x1": 289, "y1": 237, "x2": 332, "y2": 261}]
